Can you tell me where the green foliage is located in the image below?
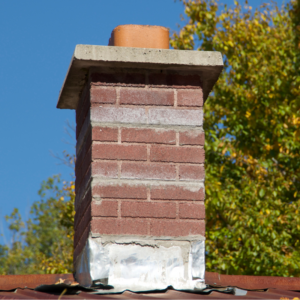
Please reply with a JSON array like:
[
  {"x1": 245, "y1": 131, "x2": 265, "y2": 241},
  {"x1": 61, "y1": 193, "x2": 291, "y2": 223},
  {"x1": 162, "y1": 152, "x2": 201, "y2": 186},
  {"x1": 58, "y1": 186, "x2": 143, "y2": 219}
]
[
  {"x1": 290, "y1": 0, "x2": 300, "y2": 50},
  {"x1": 0, "y1": 175, "x2": 75, "y2": 275},
  {"x1": 171, "y1": 0, "x2": 300, "y2": 276}
]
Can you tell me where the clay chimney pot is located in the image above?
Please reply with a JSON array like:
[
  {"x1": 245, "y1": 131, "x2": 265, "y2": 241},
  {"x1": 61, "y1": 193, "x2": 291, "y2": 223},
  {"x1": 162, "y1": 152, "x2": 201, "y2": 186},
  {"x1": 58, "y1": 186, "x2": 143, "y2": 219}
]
[{"x1": 109, "y1": 24, "x2": 169, "y2": 49}]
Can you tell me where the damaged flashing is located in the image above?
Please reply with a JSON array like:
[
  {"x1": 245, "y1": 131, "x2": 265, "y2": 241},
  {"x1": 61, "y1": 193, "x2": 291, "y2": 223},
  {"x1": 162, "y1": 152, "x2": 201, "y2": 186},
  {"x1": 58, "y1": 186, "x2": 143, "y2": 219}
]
[{"x1": 75, "y1": 236, "x2": 205, "y2": 293}]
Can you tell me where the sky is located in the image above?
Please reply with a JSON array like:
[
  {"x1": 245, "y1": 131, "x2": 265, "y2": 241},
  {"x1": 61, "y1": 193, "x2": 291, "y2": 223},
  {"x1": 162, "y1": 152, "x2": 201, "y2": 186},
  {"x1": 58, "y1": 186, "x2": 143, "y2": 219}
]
[{"x1": 0, "y1": 0, "x2": 284, "y2": 245}]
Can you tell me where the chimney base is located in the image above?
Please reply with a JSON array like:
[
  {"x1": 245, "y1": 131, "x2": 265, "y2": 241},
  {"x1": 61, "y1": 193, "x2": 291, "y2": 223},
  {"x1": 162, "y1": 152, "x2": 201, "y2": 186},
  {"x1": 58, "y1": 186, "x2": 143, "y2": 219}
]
[{"x1": 74, "y1": 235, "x2": 205, "y2": 292}]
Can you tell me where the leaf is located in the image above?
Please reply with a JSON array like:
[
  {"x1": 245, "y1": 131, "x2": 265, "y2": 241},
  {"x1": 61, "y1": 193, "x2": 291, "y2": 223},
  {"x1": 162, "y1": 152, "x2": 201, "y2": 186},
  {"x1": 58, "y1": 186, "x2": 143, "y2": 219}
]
[
  {"x1": 171, "y1": 0, "x2": 300, "y2": 277},
  {"x1": 0, "y1": 160, "x2": 75, "y2": 275},
  {"x1": 259, "y1": 189, "x2": 265, "y2": 198}
]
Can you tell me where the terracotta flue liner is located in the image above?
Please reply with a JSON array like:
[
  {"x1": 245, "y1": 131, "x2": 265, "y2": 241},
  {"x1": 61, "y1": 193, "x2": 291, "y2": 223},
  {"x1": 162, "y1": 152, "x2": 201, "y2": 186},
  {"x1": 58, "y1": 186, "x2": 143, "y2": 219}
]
[{"x1": 108, "y1": 24, "x2": 169, "y2": 49}]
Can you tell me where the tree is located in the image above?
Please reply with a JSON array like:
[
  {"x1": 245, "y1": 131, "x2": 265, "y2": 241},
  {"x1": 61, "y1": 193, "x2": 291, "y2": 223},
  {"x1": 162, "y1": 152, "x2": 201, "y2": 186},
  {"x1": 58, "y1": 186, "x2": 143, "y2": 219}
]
[
  {"x1": 0, "y1": 153, "x2": 75, "y2": 275},
  {"x1": 171, "y1": 0, "x2": 300, "y2": 276},
  {"x1": 2, "y1": 0, "x2": 299, "y2": 277}
]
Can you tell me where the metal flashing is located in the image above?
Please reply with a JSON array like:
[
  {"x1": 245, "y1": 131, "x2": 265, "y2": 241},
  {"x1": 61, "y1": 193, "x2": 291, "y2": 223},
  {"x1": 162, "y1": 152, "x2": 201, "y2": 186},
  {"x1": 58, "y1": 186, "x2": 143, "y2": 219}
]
[{"x1": 74, "y1": 236, "x2": 205, "y2": 293}]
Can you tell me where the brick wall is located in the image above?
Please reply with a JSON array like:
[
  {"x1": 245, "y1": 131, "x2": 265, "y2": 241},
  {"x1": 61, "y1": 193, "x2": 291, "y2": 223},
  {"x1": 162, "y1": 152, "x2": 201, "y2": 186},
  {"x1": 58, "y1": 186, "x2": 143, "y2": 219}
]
[{"x1": 74, "y1": 70, "x2": 205, "y2": 260}]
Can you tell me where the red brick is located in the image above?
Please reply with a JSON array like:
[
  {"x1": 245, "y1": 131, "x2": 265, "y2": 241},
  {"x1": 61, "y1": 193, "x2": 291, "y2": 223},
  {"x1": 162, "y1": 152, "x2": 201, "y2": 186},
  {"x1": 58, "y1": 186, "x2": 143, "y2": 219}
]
[
  {"x1": 121, "y1": 201, "x2": 176, "y2": 219},
  {"x1": 75, "y1": 169, "x2": 92, "y2": 206},
  {"x1": 76, "y1": 84, "x2": 89, "y2": 123},
  {"x1": 121, "y1": 128, "x2": 176, "y2": 144},
  {"x1": 151, "y1": 185, "x2": 204, "y2": 201},
  {"x1": 120, "y1": 88, "x2": 174, "y2": 106},
  {"x1": 76, "y1": 129, "x2": 92, "y2": 185},
  {"x1": 75, "y1": 176, "x2": 81, "y2": 195},
  {"x1": 90, "y1": 86, "x2": 116, "y2": 104},
  {"x1": 76, "y1": 86, "x2": 90, "y2": 139},
  {"x1": 91, "y1": 106, "x2": 147, "y2": 124},
  {"x1": 77, "y1": 203, "x2": 91, "y2": 231},
  {"x1": 77, "y1": 148, "x2": 92, "y2": 187},
  {"x1": 74, "y1": 224, "x2": 90, "y2": 260},
  {"x1": 118, "y1": 219, "x2": 148, "y2": 235},
  {"x1": 91, "y1": 72, "x2": 146, "y2": 86},
  {"x1": 179, "y1": 131, "x2": 205, "y2": 146},
  {"x1": 91, "y1": 218, "x2": 148, "y2": 235},
  {"x1": 148, "y1": 108, "x2": 202, "y2": 126},
  {"x1": 93, "y1": 184, "x2": 147, "y2": 199},
  {"x1": 92, "y1": 144, "x2": 147, "y2": 161},
  {"x1": 92, "y1": 161, "x2": 118, "y2": 178},
  {"x1": 75, "y1": 166, "x2": 91, "y2": 195},
  {"x1": 148, "y1": 73, "x2": 169, "y2": 86},
  {"x1": 76, "y1": 85, "x2": 89, "y2": 123},
  {"x1": 76, "y1": 128, "x2": 92, "y2": 167},
  {"x1": 148, "y1": 73, "x2": 202, "y2": 89},
  {"x1": 75, "y1": 187, "x2": 92, "y2": 212},
  {"x1": 92, "y1": 219, "x2": 119, "y2": 235},
  {"x1": 177, "y1": 90, "x2": 203, "y2": 107},
  {"x1": 81, "y1": 146, "x2": 92, "y2": 174},
  {"x1": 150, "y1": 145, "x2": 204, "y2": 163},
  {"x1": 76, "y1": 107, "x2": 90, "y2": 140},
  {"x1": 76, "y1": 151, "x2": 92, "y2": 183},
  {"x1": 179, "y1": 165, "x2": 205, "y2": 181},
  {"x1": 92, "y1": 127, "x2": 118, "y2": 142},
  {"x1": 92, "y1": 200, "x2": 118, "y2": 217},
  {"x1": 121, "y1": 162, "x2": 176, "y2": 180},
  {"x1": 76, "y1": 145, "x2": 91, "y2": 186},
  {"x1": 74, "y1": 188, "x2": 92, "y2": 229},
  {"x1": 179, "y1": 203, "x2": 205, "y2": 219},
  {"x1": 150, "y1": 220, "x2": 205, "y2": 236},
  {"x1": 74, "y1": 204, "x2": 91, "y2": 246},
  {"x1": 171, "y1": 74, "x2": 202, "y2": 88}
]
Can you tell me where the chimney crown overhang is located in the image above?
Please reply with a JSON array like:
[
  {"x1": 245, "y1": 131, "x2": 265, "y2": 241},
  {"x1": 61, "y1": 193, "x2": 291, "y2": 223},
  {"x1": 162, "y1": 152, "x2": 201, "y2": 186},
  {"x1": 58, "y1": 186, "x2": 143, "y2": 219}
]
[{"x1": 57, "y1": 45, "x2": 223, "y2": 109}]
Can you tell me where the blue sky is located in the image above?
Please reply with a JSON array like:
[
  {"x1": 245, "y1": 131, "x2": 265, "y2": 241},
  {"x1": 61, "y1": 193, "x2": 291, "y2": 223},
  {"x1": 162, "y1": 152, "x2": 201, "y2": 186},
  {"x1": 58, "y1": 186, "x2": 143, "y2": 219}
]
[{"x1": 0, "y1": 0, "x2": 284, "y2": 245}]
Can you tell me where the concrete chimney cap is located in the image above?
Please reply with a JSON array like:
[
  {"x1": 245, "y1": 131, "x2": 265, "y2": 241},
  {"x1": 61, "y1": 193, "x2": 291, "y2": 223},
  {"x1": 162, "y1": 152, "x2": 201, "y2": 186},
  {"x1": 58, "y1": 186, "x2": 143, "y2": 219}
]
[{"x1": 57, "y1": 45, "x2": 223, "y2": 109}]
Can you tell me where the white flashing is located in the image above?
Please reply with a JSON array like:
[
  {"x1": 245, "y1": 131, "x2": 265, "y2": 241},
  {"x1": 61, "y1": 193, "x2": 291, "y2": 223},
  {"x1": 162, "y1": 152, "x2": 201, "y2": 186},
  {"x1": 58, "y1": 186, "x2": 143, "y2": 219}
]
[{"x1": 74, "y1": 236, "x2": 205, "y2": 292}]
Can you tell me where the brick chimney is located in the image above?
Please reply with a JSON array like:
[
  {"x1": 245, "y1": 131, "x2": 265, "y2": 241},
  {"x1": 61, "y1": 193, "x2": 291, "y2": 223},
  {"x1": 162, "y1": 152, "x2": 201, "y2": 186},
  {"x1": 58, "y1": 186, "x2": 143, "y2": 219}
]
[{"x1": 57, "y1": 25, "x2": 223, "y2": 292}]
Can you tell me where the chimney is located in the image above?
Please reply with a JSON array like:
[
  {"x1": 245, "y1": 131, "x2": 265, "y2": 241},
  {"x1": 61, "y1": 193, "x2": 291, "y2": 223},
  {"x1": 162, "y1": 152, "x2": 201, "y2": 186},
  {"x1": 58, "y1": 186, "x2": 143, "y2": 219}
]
[{"x1": 57, "y1": 25, "x2": 223, "y2": 292}]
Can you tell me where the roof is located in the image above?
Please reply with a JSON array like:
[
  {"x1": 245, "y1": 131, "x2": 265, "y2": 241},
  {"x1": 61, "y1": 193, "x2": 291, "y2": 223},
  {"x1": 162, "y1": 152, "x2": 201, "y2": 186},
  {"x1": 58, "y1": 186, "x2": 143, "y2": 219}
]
[
  {"x1": 1, "y1": 272, "x2": 299, "y2": 299},
  {"x1": 57, "y1": 45, "x2": 223, "y2": 109}
]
